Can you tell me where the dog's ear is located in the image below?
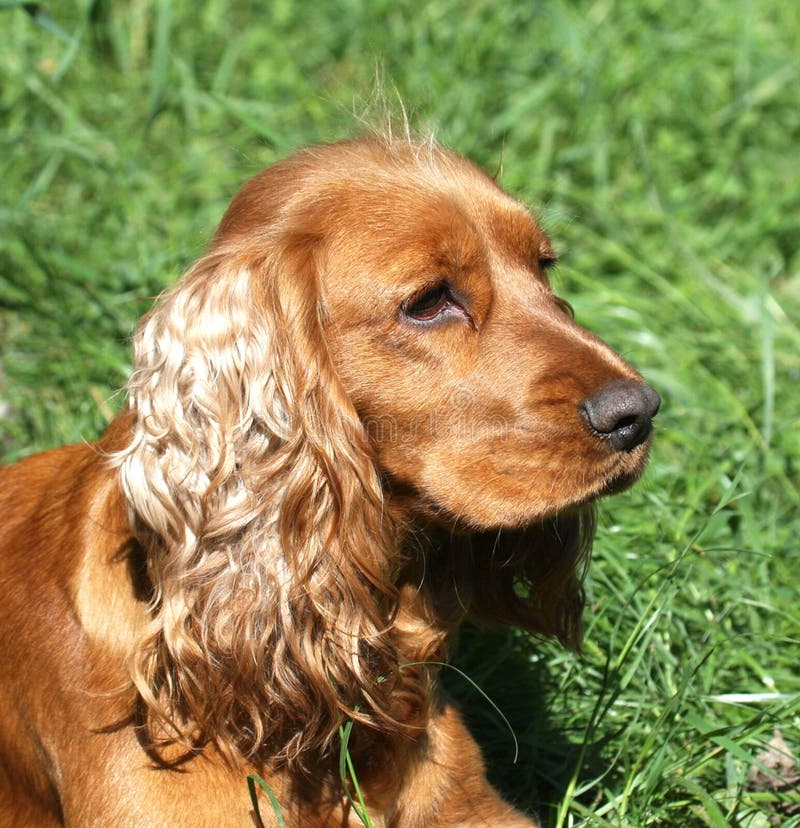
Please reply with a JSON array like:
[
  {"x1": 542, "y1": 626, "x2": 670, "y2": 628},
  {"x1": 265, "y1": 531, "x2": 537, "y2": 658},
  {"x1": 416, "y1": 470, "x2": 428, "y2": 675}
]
[{"x1": 115, "y1": 238, "x2": 409, "y2": 765}]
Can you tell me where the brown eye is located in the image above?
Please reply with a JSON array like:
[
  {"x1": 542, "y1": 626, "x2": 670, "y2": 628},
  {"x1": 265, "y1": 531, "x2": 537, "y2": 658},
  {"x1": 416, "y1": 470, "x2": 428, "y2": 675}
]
[{"x1": 403, "y1": 284, "x2": 451, "y2": 321}]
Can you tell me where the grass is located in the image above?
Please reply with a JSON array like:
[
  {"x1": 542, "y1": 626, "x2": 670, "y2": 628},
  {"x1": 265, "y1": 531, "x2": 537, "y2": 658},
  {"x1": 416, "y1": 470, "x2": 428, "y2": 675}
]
[{"x1": 2, "y1": 0, "x2": 799, "y2": 825}]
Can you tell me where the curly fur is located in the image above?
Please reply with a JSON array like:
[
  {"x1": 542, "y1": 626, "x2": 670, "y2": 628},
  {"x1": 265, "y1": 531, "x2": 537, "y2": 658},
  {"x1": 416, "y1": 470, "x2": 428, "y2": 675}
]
[{"x1": 116, "y1": 248, "x2": 410, "y2": 765}]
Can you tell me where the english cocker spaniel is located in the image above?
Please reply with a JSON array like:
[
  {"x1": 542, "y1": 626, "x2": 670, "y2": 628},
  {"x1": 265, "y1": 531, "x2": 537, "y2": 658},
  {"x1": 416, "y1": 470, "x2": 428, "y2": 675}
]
[{"x1": 0, "y1": 135, "x2": 659, "y2": 827}]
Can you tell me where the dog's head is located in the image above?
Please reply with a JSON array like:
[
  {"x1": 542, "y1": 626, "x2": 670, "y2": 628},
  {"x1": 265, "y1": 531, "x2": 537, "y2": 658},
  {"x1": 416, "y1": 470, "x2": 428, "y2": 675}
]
[{"x1": 213, "y1": 138, "x2": 658, "y2": 529}]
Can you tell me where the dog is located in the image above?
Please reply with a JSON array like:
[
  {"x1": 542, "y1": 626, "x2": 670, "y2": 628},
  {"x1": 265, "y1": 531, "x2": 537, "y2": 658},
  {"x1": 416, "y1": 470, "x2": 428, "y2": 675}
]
[{"x1": 0, "y1": 135, "x2": 659, "y2": 826}]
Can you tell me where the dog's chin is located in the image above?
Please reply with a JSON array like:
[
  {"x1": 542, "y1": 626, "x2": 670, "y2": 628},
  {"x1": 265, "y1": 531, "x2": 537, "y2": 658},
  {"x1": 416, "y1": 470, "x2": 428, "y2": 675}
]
[
  {"x1": 405, "y1": 493, "x2": 585, "y2": 534},
  {"x1": 595, "y1": 440, "x2": 652, "y2": 499},
  {"x1": 597, "y1": 470, "x2": 641, "y2": 498}
]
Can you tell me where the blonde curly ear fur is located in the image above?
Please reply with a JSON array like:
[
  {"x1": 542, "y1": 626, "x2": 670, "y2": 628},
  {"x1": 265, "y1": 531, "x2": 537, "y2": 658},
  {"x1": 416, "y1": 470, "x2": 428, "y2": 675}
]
[{"x1": 115, "y1": 241, "x2": 414, "y2": 767}]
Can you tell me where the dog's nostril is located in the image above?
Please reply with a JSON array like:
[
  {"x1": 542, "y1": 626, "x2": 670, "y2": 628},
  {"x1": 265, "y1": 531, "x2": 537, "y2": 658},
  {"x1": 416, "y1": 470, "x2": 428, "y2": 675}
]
[{"x1": 581, "y1": 380, "x2": 660, "y2": 452}]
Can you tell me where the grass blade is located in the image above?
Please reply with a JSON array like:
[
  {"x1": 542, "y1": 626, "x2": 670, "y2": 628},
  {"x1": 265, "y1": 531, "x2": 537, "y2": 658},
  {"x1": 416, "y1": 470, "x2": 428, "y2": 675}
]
[{"x1": 247, "y1": 774, "x2": 285, "y2": 828}]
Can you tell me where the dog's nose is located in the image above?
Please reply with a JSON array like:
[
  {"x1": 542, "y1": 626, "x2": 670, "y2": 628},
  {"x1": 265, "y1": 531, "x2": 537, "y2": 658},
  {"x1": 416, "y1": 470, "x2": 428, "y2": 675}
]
[{"x1": 581, "y1": 380, "x2": 661, "y2": 452}]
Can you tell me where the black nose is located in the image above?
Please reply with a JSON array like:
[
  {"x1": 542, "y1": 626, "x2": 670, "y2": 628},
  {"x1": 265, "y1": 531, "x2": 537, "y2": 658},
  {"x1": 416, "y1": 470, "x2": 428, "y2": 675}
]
[{"x1": 581, "y1": 380, "x2": 661, "y2": 452}]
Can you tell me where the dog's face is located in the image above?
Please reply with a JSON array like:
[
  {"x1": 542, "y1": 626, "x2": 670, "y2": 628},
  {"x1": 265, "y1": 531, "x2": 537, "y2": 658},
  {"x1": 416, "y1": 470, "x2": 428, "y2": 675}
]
[{"x1": 219, "y1": 140, "x2": 658, "y2": 530}]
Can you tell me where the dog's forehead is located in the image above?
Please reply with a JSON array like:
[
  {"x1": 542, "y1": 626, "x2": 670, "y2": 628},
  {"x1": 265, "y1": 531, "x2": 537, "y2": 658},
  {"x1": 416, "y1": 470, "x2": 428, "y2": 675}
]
[
  {"x1": 329, "y1": 160, "x2": 548, "y2": 268},
  {"x1": 393, "y1": 158, "x2": 551, "y2": 272},
  {"x1": 218, "y1": 140, "x2": 550, "y2": 266}
]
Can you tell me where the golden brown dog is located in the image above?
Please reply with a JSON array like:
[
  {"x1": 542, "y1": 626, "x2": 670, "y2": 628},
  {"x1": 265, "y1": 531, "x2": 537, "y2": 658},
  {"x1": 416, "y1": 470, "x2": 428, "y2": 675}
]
[{"x1": 0, "y1": 135, "x2": 659, "y2": 826}]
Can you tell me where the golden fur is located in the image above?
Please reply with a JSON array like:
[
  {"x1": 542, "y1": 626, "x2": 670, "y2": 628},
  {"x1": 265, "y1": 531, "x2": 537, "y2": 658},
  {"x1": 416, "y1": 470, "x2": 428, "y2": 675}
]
[{"x1": 0, "y1": 136, "x2": 658, "y2": 826}]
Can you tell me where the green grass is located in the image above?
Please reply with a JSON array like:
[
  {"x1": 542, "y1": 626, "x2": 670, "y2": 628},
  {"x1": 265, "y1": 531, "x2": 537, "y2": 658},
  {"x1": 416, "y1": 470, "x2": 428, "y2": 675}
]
[{"x1": 2, "y1": 1, "x2": 799, "y2": 825}]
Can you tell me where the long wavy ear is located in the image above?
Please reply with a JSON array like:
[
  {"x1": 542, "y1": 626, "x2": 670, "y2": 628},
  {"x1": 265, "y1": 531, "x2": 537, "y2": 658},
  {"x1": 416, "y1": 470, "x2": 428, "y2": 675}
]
[
  {"x1": 114, "y1": 238, "x2": 412, "y2": 767},
  {"x1": 437, "y1": 507, "x2": 595, "y2": 650}
]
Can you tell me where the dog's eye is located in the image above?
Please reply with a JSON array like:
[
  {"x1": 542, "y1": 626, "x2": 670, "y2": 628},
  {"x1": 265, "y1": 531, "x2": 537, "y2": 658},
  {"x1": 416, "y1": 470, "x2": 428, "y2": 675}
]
[
  {"x1": 403, "y1": 284, "x2": 451, "y2": 322},
  {"x1": 538, "y1": 252, "x2": 558, "y2": 270}
]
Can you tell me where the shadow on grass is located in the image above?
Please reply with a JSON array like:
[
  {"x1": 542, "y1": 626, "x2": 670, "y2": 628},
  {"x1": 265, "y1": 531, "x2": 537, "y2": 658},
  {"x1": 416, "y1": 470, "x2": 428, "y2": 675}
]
[{"x1": 445, "y1": 625, "x2": 609, "y2": 827}]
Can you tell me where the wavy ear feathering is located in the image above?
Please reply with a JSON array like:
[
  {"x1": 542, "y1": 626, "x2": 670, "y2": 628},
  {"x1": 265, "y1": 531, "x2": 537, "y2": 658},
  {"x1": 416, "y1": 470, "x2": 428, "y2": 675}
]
[{"x1": 114, "y1": 239, "x2": 416, "y2": 767}]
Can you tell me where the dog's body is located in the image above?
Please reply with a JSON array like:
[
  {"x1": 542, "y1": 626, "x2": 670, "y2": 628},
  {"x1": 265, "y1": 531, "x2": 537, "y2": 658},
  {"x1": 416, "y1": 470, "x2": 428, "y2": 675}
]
[
  {"x1": 0, "y1": 431, "x2": 533, "y2": 827},
  {"x1": 0, "y1": 136, "x2": 658, "y2": 826}
]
